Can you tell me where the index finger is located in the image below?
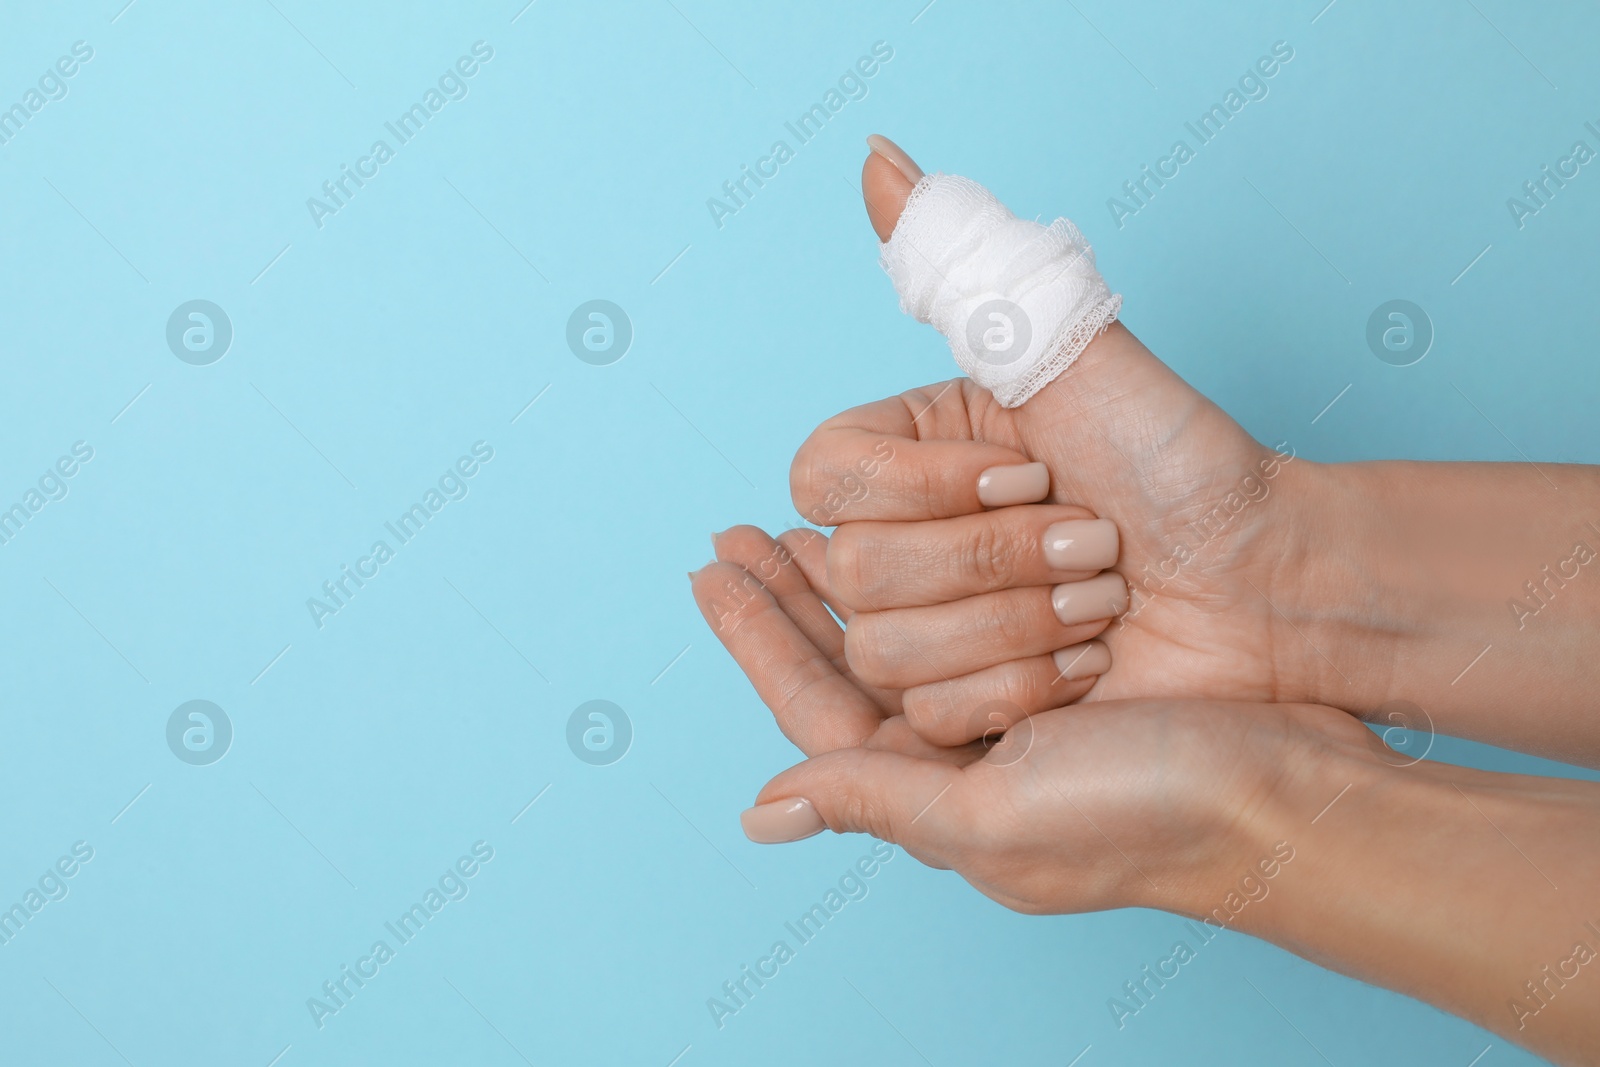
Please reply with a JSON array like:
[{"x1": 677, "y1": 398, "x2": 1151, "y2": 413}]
[
  {"x1": 789, "y1": 381, "x2": 1048, "y2": 523},
  {"x1": 692, "y1": 559, "x2": 883, "y2": 755}
]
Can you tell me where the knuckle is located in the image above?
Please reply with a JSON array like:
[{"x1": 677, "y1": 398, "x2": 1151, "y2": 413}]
[
  {"x1": 987, "y1": 663, "x2": 1042, "y2": 717},
  {"x1": 826, "y1": 527, "x2": 867, "y2": 602},
  {"x1": 899, "y1": 684, "x2": 949, "y2": 739},
  {"x1": 832, "y1": 752, "x2": 898, "y2": 841},
  {"x1": 843, "y1": 614, "x2": 897, "y2": 687},
  {"x1": 834, "y1": 787, "x2": 887, "y2": 841},
  {"x1": 906, "y1": 665, "x2": 1040, "y2": 748},
  {"x1": 770, "y1": 651, "x2": 834, "y2": 713},
  {"x1": 910, "y1": 461, "x2": 946, "y2": 518},
  {"x1": 791, "y1": 449, "x2": 876, "y2": 527},
  {"x1": 1007, "y1": 660, "x2": 1054, "y2": 709},
  {"x1": 962, "y1": 517, "x2": 1022, "y2": 591},
  {"x1": 981, "y1": 593, "x2": 1036, "y2": 649},
  {"x1": 788, "y1": 444, "x2": 827, "y2": 520}
]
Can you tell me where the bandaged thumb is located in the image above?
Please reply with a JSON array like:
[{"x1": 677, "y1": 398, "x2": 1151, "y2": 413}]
[{"x1": 880, "y1": 173, "x2": 1121, "y2": 408}]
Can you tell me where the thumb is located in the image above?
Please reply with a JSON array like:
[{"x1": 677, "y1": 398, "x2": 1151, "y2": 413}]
[
  {"x1": 860, "y1": 137, "x2": 1260, "y2": 499},
  {"x1": 740, "y1": 746, "x2": 971, "y2": 859},
  {"x1": 861, "y1": 134, "x2": 917, "y2": 242}
]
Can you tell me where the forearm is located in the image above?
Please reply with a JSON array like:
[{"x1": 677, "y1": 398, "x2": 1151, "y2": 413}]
[
  {"x1": 1198, "y1": 736, "x2": 1600, "y2": 1065},
  {"x1": 1286, "y1": 459, "x2": 1600, "y2": 764}
]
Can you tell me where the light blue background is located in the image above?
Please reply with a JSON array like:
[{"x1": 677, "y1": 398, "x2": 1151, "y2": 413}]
[{"x1": 0, "y1": 1, "x2": 1595, "y2": 1063}]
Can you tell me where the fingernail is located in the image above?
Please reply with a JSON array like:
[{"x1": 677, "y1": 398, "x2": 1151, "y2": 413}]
[
  {"x1": 710, "y1": 531, "x2": 721, "y2": 551},
  {"x1": 688, "y1": 560, "x2": 713, "y2": 581},
  {"x1": 1051, "y1": 573, "x2": 1129, "y2": 626},
  {"x1": 1053, "y1": 640, "x2": 1111, "y2": 681},
  {"x1": 866, "y1": 134, "x2": 924, "y2": 184},
  {"x1": 740, "y1": 797, "x2": 826, "y2": 843},
  {"x1": 976, "y1": 462, "x2": 1049, "y2": 507},
  {"x1": 1043, "y1": 519, "x2": 1120, "y2": 571}
]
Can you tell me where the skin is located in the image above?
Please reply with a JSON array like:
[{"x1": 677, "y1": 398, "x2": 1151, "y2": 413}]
[
  {"x1": 691, "y1": 525, "x2": 1600, "y2": 1064},
  {"x1": 688, "y1": 143, "x2": 1600, "y2": 1062},
  {"x1": 806, "y1": 148, "x2": 1600, "y2": 768}
]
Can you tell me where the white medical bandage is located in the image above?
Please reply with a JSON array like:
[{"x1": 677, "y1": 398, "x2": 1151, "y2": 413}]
[{"x1": 879, "y1": 174, "x2": 1121, "y2": 408}]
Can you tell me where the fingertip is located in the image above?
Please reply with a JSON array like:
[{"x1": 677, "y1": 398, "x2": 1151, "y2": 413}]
[
  {"x1": 689, "y1": 558, "x2": 736, "y2": 598},
  {"x1": 862, "y1": 143, "x2": 916, "y2": 242},
  {"x1": 866, "y1": 134, "x2": 924, "y2": 184},
  {"x1": 976, "y1": 462, "x2": 1050, "y2": 507},
  {"x1": 1052, "y1": 639, "x2": 1111, "y2": 682},
  {"x1": 1051, "y1": 573, "x2": 1130, "y2": 627},
  {"x1": 690, "y1": 559, "x2": 762, "y2": 622},
  {"x1": 712, "y1": 523, "x2": 777, "y2": 565},
  {"x1": 1042, "y1": 518, "x2": 1120, "y2": 572},
  {"x1": 756, "y1": 746, "x2": 971, "y2": 852},
  {"x1": 740, "y1": 796, "x2": 826, "y2": 844}
]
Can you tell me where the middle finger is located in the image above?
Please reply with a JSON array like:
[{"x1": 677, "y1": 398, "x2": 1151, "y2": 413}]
[{"x1": 829, "y1": 507, "x2": 1120, "y2": 611}]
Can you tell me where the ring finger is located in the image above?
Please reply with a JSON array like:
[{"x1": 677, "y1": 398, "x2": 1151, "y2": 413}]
[{"x1": 843, "y1": 573, "x2": 1129, "y2": 690}]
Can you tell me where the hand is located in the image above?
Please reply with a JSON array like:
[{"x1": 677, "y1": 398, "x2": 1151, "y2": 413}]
[
  {"x1": 798, "y1": 142, "x2": 1323, "y2": 725},
  {"x1": 794, "y1": 366, "x2": 1309, "y2": 736},
  {"x1": 691, "y1": 524, "x2": 1600, "y2": 1065},
  {"x1": 690, "y1": 523, "x2": 1370, "y2": 914},
  {"x1": 828, "y1": 139, "x2": 1600, "y2": 766}
]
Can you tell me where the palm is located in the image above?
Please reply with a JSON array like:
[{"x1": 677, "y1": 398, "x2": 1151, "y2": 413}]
[{"x1": 949, "y1": 697, "x2": 1318, "y2": 914}]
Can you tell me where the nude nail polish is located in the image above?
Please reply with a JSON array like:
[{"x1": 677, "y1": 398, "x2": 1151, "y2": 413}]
[
  {"x1": 976, "y1": 462, "x2": 1049, "y2": 507},
  {"x1": 1053, "y1": 640, "x2": 1111, "y2": 681},
  {"x1": 866, "y1": 134, "x2": 925, "y2": 184},
  {"x1": 1043, "y1": 518, "x2": 1119, "y2": 571},
  {"x1": 1051, "y1": 573, "x2": 1129, "y2": 626},
  {"x1": 740, "y1": 797, "x2": 825, "y2": 843}
]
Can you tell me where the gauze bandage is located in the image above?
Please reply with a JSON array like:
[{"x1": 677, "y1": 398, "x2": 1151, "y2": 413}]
[{"x1": 880, "y1": 174, "x2": 1121, "y2": 408}]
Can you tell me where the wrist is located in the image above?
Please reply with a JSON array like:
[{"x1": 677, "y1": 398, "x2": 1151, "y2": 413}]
[
  {"x1": 1258, "y1": 459, "x2": 1415, "y2": 714},
  {"x1": 1266, "y1": 458, "x2": 1600, "y2": 764},
  {"x1": 1158, "y1": 703, "x2": 1382, "y2": 921},
  {"x1": 1198, "y1": 721, "x2": 1600, "y2": 1060}
]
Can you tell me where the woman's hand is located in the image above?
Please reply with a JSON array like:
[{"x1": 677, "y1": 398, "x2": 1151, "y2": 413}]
[
  {"x1": 792, "y1": 376, "x2": 1309, "y2": 740},
  {"x1": 815, "y1": 141, "x2": 1334, "y2": 720},
  {"x1": 799, "y1": 139, "x2": 1600, "y2": 767},
  {"x1": 690, "y1": 523, "x2": 1367, "y2": 915},
  {"x1": 691, "y1": 522, "x2": 1600, "y2": 1065}
]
